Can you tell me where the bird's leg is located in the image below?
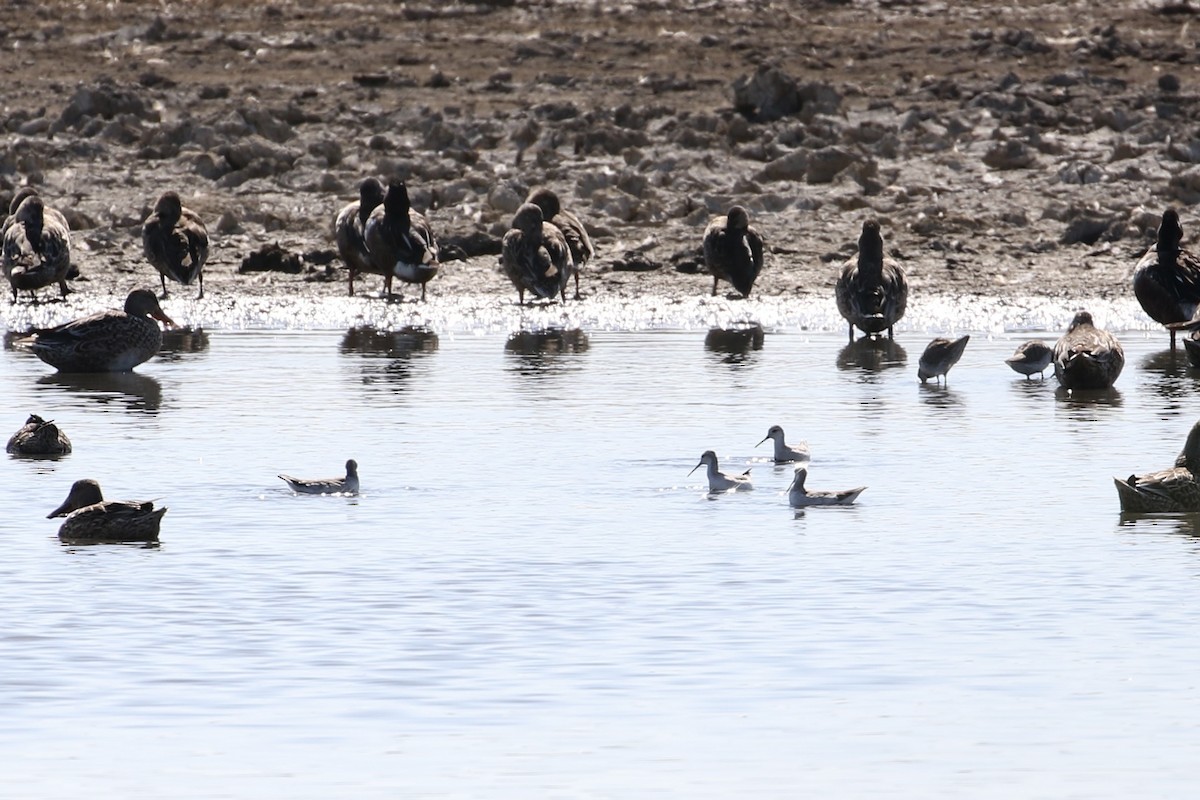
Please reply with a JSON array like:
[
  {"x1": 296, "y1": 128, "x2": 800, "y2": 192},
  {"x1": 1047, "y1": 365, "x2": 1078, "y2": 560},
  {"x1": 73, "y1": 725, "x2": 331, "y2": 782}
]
[
  {"x1": 159, "y1": 274, "x2": 170, "y2": 300},
  {"x1": 573, "y1": 271, "x2": 580, "y2": 300},
  {"x1": 711, "y1": 276, "x2": 718, "y2": 296},
  {"x1": 197, "y1": 272, "x2": 204, "y2": 300},
  {"x1": 347, "y1": 269, "x2": 356, "y2": 297},
  {"x1": 420, "y1": 282, "x2": 427, "y2": 302}
]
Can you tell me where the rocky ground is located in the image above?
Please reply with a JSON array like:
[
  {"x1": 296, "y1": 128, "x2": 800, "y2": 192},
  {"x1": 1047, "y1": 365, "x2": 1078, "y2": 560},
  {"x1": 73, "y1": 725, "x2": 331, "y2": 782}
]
[{"x1": 0, "y1": 0, "x2": 1198, "y2": 323}]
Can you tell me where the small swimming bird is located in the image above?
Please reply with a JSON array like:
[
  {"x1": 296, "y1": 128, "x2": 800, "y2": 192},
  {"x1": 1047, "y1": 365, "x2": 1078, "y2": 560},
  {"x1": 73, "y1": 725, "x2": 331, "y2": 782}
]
[
  {"x1": 14, "y1": 289, "x2": 175, "y2": 372},
  {"x1": 278, "y1": 459, "x2": 360, "y2": 495},
  {"x1": 756, "y1": 425, "x2": 811, "y2": 463},
  {"x1": 3, "y1": 193, "x2": 72, "y2": 303},
  {"x1": 1005, "y1": 339, "x2": 1053, "y2": 379},
  {"x1": 788, "y1": 466, "x2": 866, "y2": 507},
  {"x1": 6, "y1": 413, "x2": 71, "y2": 455},
  {"x1": 47, "y1": 478, "x2": 166, "y2": 543},
  {"x1": 688, "y1": 450, "x2": 753, "y2": 493},
  {"x1": 1052, "y1": 311, "x2": 1124, "y2": 390},
  {"x1": 917, "y1": 334, "x2": 970, "y2": 385},
  {"x1": 1132, "y1": 208, "x2": 1200, "y2": 349},
  {"x1": 835, "y1": 220, "x2": 908, "y2": 341},
  {"x1": 702, "y1": 205, "x2": 763, "y2": 298},
  {"x1": 1113, "y1": 419, "x2": 1200, "y2": 512},
  {"x1": 142, "y1": 191, "x2": 209, "y2": 300},
  {"x1": 526, "y1": 187, "x2": 592, "y2": 300},
  {"x1": 364, "y1": 181, "x2": 439, "y2": 300},
  {"x1": 334, "y1": 177, "x2": 387, "y2": 297},
  {"x1": 501, "y1": 202, "x2": 574, "y2": 305}
]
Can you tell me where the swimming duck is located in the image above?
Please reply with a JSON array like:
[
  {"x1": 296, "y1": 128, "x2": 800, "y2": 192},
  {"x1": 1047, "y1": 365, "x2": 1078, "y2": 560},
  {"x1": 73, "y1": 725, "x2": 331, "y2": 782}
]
[
  {"x1": 525, "y1": 187, "x2": 593, "y2": 300},
  {"x1": 689, "y1": 450, "x2": 753, "y2": 493},
  {"x1": 1052, "y1": 311, "x2": 1124, "y2": 390},
  {"x1": 334, "y1": 177, "x2": 387, "y2": 297},
  {"x1": 756, "y1": 425, "x2": 811, "y2": 463},
  {"x1": 278, "y1": 459, "x2": 360, "y2": 495},
  {"x1": 364, "y1": 181, "x2": 439, "y2": 300},
  {"x1": 1132, "y1": 208, "x2": 1200, "y2": 349},
  {"x1": 6, "y1": 413, "x2": 71, "y2": 456},
  {"x1": 917, "y1": 334, "x2": 970, "y2": 385},
  {"x1": 3, "y1": 193, "x2": 72, "y2": 303},
  {"x1": 47, "y1": 478, "x2": 166, "y2": 543},
  {"x1": 1005, "y1": 339, "x2": 1053, "y2": 379},
  {"x1": 702, "y1": 205, "x2": 763, "y2": 298},
  {"x1": 142, "y1": 191, "x2": 209, "y2": 300},
  {"x1": 1113, "y1": 419, "x2": 1200, "y2": 512},
  {"x1": 788, "y1": 466, "x2": 866, "y2": 507},
  {"x1": 501, "y1": 202, "x2": 574, "y2": 305},
  {"x1": 835, "y1": 220, "x2": 908, "y2": 341},
  {"x1": 15, "y1": 289, "x2": 175, "y2": 372}
]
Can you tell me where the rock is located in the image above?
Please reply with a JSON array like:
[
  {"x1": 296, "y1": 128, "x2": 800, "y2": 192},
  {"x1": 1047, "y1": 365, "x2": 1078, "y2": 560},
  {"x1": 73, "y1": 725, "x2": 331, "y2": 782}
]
[
  {"x1": 439, "y1": 230, "x2": 502, "y2": 259},
  {"x1": 983, "y1": 140, "x2": 1036, "y2": 170},
  {"x1": 239, "y1": 243, "x2": 303, "y2": 274},
  {"x1": 754, "y1": 150, "x2": 808, "y2": 182},
  {"x1": 806, "y1": 146, "x2": 859, "y2": 183},
  {"x1": 731, "y1": 66, "x2": 841, "y2": 123},
  {"x1": 610, "y1": 251, "x2": 660, "y2": 272},
  {"x1": 1168, "y1": 167, "x2": 1200, "y2": 204}
]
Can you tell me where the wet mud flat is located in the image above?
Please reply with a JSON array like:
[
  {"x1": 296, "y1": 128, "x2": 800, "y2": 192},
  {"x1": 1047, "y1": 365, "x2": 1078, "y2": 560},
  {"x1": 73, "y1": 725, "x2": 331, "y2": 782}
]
[{"x1": 0, "y1": 1, "x2": 1196, "y2": 330}]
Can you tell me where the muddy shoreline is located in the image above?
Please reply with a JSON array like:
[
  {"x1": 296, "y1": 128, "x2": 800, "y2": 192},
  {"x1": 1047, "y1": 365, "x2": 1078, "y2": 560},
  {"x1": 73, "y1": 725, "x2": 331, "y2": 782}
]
[{"x1": 0, "y1": 1, "x2": 1196, "y2": 332}]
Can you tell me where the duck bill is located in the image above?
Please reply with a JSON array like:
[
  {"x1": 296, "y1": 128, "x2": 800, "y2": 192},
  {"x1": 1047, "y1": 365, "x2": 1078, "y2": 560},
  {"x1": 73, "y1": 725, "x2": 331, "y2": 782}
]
[
  {"x1": 47, "y1": 500, "x2": 72, "y2": 519},
  {"x1": 152, "y1": 310, "x2": 177, "y2": 329}
]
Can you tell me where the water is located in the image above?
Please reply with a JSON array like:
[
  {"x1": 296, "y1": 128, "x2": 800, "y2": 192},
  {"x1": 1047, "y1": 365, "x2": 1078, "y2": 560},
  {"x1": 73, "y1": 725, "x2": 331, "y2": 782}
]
[{"x1": 4, "y1": 320, "x2": 1200, "y2": 798}]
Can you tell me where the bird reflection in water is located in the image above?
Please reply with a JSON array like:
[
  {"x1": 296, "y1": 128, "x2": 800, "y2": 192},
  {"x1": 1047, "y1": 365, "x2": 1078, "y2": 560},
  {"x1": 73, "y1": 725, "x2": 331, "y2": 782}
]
[
  {"x1": 836, "y1": 335, "x2": 907, "y2": 372},
  {"x1": 918, "y1": 382, "x2": 964, "y2": 409},
  {"x1": 1139, "y1": 347, "x2": 1200, "y2": 409},
  {"x1": 704, "y1": 323, "x2": 763, "y2": 367},
  {"x1": 1118, "y1": 511, "x2": 1200, "y2": 540},
  {"x1": 1054, "y1": 385, "x2": 1123, "y2": 409},
  {"x1": 157, "y1": 326, "x2": 210, "y2": 362},
  {"x1": 36, "y1": 371, "x2": 162, "y2": 413},
  {"x1": 505, "y1": 327, "x2": 589, "y2": 378},
  {"x1": 340, "y1": 325, "x2": 439, "y2": 389}
]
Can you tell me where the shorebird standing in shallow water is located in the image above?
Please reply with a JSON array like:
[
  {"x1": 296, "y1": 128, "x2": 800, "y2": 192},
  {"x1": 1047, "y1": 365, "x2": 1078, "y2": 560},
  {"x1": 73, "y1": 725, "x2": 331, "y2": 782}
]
[
  {"x1": 689, "y1": 450, "x2": 753, "y2": 493},
  {"x1": 365, "y1": 182, "x2": 439, "y2": 300},
  {"x1": 3, "y1": 193, "x2": 72, "y2": 303},
  {"x1": 702, "y1": 205, "x2": 764, "y2": 298},
  {"x1": 917, "y1": 335, "x2": 970, "y2": 385},
  {"x1": 788, "y1": 467, "x2": 866, "y2": 508},
  {"x1": 47, "y1": 478, "x2": 166, "y2": 543},
  {"x1": 525, "y1": 187, "x2": 592, "y2": 300},
  {"x1": 6, "y1": 413, "x2": 71, "y2": 455},
  {"x1": 15, "y1": 289, "x2": 175, "y2": 373},
  {"x1": 334, "y1": 177, "x2": 386, "y2": 297},
  {"x1": 1005, "y1": 339, "x2": 1053, "y2": 379},
  {"x1": 835, "y1": 220, "x2": 908, "y2": 341},
  {"x1": 279, "y1": 459, "x2": 360, "y2": 495},
  {"x1": 1132, "y1": 208, "x2": 1200, "y2": 349},
  {"x1": 1052, "y1": 311, "x2": 1124, "y2": 390},
  {"x1": 142, "y1": 191, "x2": 209, "y2": 300},
  {"x1": 1114, "y1": 419, "x2": 1200, "y2": 512},
  {"x1": 756, "y1": 425, "x2": 811, "y2": 464},
  {"x1": 501, "y1": 202, "x2": 574, "y2": 305}
]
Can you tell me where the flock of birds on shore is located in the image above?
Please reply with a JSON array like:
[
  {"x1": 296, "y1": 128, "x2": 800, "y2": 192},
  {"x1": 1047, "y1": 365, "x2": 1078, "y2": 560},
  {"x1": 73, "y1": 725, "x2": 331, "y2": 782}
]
[{"x1": 7, "y1": 178, "x2": 1200, "y2": 538}]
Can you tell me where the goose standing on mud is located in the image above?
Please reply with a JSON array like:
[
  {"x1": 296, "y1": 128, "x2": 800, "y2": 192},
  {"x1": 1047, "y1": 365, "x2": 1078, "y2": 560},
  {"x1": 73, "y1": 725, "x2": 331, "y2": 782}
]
[
  {"x1": 1132, "y1": 208, "x2": 1200, "y2": 349},
  {"x1": 334, "y1": 177, "x2": 387, "y2": 297},
  {"x1": 279, "y1": 459, "x2": 360, "y2": 495},
  {"x1": 47, "y1": 478, "x2": 166, "y2": 544},
  {"x1": 1114, "y1": 419, "x2": 1200, "y2": 512},
  {"x1": 917, "y1": 335, "x2": 970, "y2": 385},
  {"x1": 1052, "y1": 311, "x2": 1124, "y2": 390},
  {"x1": 1005, "y1": 339, "x2": 1053, "y2": 379},
  {"x1": 15, "y1": 288, "x2": 175, "y2": 372},
  {"x1": 364, "y1": 181, "x2": 439, "y2": 300},
  {"x1": 3, "y1": 193, "x2": 72, "y2": 303},
  {"x1": 526, "y1": 186, "x2": 592, "y2": 300},
  {"x1": 6, "y1": 413, "x2": 71, "y2": 456},
  {"x1": 835, "y1": 220, "x2": 908, "y2": 341},
  {"x1": 702, "y1": 205, "x2": 763, "y2": 298},
  {"x1": 142, "y1": 191, "x2": 209, "y2": 300},
  {"x1": 501, "y1": 202, "x2": 574, "y2": 305},
  {"x1": 689, "y1": 450, "x2": 753, "y2": 493}
]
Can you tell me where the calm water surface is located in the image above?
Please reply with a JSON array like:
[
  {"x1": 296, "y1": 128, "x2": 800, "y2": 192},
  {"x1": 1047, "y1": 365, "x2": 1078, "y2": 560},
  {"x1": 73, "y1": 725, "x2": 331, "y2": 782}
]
[{"x1": 3, "y1": 326, "x2": 1200, "y2": 798}]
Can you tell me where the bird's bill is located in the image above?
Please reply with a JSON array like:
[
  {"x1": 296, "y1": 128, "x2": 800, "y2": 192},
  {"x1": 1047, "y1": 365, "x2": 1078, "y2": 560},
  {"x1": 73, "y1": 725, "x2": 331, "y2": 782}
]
[
  {"x1": 688, "y1": 462, "x2": 701, "y2": 476},
  {"x1": 152, "y1": 310, "x2": 177, "y2": 328},
  {"x1": 46, "y1": 499, "x2": 72, "y2": 519},
  {"x1": 755, "y1": 436, "x2": 768, "y2": 447}
]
